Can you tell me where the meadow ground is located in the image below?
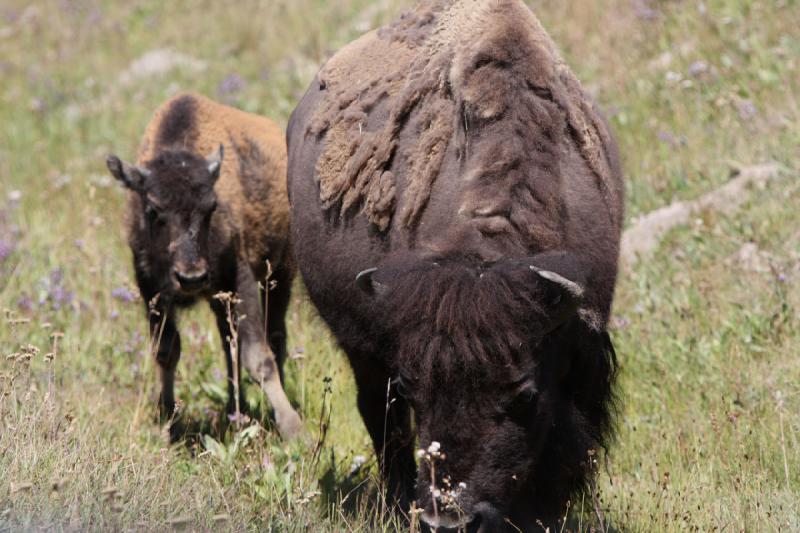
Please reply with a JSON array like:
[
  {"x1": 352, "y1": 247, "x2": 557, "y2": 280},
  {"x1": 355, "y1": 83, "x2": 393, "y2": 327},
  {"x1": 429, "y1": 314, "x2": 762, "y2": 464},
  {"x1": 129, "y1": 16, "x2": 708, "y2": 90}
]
[{"x1": 0, "y1": 0, "x2": 798, "y2": 531}]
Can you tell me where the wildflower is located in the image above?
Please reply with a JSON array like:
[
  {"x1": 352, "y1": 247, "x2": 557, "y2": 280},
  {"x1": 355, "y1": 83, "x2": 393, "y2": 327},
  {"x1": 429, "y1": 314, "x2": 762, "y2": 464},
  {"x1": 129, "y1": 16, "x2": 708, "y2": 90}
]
[
  {"x1": 687, "y1": 60, "x2": 709, "y2": 78},
  {"x1": 350, "y1": 454, "x2": 367, "y2": 473},
  {"x1": 38, "y1": 268, "x2": 74, "y2": 310},
  {"x1": 736, "y1": 99, "x2": 758, "y2": 121},
  {"x1": 218, "y1": 73, "x2": 246, "y2": 97},
  {"x1": 111, "y1": 286, "x2": 138, "y2": 303},
  {"x1": 0, "y1": 238, "x2": 14, "y2": 262}
]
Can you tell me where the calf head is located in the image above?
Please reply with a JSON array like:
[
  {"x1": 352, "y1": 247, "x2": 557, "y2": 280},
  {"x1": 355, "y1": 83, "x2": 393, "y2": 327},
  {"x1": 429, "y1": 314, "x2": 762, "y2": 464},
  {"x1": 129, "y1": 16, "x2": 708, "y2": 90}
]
[
  {"x1": 357, "y1": 252, "x2": 590, "y2": 530},
  {"x1": 107, "y1": 145, "x2": 224, "y2": 296}
]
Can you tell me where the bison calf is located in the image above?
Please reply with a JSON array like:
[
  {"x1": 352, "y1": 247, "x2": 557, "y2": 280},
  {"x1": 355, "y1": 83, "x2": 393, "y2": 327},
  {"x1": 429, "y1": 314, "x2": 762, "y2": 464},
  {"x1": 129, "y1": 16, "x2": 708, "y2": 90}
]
[{"x1": 107, "y1": 92, "x2": 302, "y2": 439}]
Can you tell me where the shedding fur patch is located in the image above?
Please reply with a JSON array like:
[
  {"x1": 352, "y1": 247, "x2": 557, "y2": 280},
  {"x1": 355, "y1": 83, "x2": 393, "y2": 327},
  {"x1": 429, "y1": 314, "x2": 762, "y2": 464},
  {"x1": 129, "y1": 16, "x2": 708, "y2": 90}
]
[{"x1": 309, "y1": 0, "x2": 620, "y2": 232}]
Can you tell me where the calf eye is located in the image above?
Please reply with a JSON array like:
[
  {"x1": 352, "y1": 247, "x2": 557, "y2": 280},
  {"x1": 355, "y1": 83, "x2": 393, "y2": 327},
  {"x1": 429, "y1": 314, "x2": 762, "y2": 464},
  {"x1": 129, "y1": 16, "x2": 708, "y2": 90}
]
[{"x1": 145, "y1": 206, "x2": 166, "y2": 227}]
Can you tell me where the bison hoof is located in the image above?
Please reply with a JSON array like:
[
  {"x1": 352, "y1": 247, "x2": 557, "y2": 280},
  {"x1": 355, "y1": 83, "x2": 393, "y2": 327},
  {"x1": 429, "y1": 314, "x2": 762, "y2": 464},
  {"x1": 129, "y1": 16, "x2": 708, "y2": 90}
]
[{"x1": 276, "y1": 409, "x2": 305, "y2": 441}]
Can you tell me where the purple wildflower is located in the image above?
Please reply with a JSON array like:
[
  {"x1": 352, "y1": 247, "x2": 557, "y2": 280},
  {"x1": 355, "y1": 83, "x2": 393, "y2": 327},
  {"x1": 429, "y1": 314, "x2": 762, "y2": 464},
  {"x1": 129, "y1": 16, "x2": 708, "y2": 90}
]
[
  {"x1": 112, "y1": 286, "x2": 138, "y2": 303},
  {"x1": 123, "y1": 332, "x2": 145, "y2": 354},
  {"x1": 736, "y1": 99, "x2": 758, "y2": 121},
  {"x1": 611, "y1": 315, "x2": 631, "y2": 331},
  {"x1": 217, "y1": 73, "x2": 246, "y2": 97},
  {"x1": 38, "y1": 267, "x2": 74, "y2": 310},
  {"x1": 687, "y1": 60, "x2": 709, "y2": 78},
  {"x1": 227, "y1": 412, "x2": 250, "y2": 424},
  {"x1": 0, "y1": 238, "x2": 14, "y2": 262},
  {"x1": 633, "y1": 0, "x2": 660, "y2": 20}
]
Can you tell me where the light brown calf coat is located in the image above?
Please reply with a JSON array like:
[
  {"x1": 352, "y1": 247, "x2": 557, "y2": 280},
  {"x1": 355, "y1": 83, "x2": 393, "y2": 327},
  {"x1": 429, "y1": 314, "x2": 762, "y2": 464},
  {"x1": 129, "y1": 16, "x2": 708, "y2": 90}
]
[{"x1": 109, "y1": 92, "x2": 302, "y2": 440}]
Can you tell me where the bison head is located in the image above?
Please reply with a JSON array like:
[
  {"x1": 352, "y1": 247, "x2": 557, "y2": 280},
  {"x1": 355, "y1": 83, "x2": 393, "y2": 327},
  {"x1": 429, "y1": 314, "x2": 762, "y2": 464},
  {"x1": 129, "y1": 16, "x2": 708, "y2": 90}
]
[
  {"x1": 357, "y1": 252, "x2": 595, "y2": 530},
  {"x1": 106, "y1": 146, "x2": 224, "y2": 296}
]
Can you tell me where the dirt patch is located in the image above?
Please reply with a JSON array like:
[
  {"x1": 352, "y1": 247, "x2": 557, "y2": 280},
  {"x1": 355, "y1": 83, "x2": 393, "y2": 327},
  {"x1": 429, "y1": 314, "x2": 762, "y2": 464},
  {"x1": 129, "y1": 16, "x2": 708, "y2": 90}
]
[{"x1": 620, "y1": 163, "x2": 782, "y2": 265}]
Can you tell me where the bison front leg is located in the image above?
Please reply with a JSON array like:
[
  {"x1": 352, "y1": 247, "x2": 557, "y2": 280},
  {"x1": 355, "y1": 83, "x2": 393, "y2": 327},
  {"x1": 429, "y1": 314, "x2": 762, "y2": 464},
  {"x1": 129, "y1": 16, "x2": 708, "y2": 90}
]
[
  {"x1": 211, "y1": 299, "x2": 246, "y2": 418},
  {"x1": 352, "y1": 359, "x2": 417, "y2": 516},
  {"x1": 148, "y1": 309, "x2": 181, "y2": 428},
  {"x1": 236, "y1": 262, "x2": 304, "y2": 440}
]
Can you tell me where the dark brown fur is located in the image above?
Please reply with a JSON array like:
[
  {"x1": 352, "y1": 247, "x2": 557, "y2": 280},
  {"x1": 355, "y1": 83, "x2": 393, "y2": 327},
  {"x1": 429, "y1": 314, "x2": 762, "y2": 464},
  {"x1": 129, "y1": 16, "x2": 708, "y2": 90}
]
[
  {"x1": 288, "y1": 0, "x2": 624, "y2": 529},
  {"x1": 108, "y1": 93, "x2": 302, "y2": 440}
]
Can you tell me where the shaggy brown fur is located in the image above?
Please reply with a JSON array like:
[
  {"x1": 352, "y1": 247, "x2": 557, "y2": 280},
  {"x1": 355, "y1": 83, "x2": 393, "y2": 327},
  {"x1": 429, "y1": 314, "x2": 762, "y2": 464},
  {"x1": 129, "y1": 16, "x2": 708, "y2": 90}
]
[
  {"x1": 287, "y1": 0, "x2": 625, "y2": 529},
  {"x1": 309, "y1": 0, "x2": 621, "y2": 235},
  {"x1": 139, "y1": 93, "x2": 292, "y2": 275},
  {"x1": 109, "y1": 92, "x2": 302, "y2": 440}
]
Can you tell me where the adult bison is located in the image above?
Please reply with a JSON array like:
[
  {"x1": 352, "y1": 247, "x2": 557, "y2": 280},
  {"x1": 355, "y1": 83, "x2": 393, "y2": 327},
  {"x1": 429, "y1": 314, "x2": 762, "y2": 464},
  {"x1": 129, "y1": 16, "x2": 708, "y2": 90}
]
[{"x1": 287, "y1": 0, "x2": 624, "y2": 529}]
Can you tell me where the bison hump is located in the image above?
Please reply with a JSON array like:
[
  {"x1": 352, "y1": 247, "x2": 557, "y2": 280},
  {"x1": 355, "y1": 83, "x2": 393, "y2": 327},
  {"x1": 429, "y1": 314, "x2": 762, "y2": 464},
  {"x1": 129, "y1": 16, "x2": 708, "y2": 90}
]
[{"x1": 308, "y1": 0, "x2": 620, "y2": 234}]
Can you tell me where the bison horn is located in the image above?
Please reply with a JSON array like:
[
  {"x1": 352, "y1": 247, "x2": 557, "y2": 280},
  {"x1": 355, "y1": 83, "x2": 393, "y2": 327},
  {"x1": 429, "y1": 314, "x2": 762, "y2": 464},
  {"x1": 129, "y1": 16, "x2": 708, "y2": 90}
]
[
  {"x1": 530, "y1": 265, "x2": 584, "y2": 299},
  {"x1": 207, "y1": 144, "x2": 224, "y2": 179},
  {"x1": 356, "y1": 267, "x2": 387, "y2": 296}
]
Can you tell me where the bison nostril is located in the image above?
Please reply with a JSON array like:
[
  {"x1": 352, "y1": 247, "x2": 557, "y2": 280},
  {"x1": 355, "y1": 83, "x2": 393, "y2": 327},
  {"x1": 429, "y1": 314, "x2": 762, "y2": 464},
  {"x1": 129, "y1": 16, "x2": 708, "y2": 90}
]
[
  {"x1": 472, "y1": 502, "x2": 502, "y2": 533},
  {"x1": 174, "y1": 269, "x2": 209, "y2": 289},
  {"x1": 420, "y1": 510, "x2": 474, "y2": 532}
]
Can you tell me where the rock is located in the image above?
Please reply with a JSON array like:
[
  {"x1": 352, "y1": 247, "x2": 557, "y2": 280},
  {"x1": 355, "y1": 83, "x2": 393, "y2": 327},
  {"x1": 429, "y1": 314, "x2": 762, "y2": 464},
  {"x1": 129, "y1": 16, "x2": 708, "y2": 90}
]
[{"x1": 118, "y1": 49, "x2": 206, "y2": 86}]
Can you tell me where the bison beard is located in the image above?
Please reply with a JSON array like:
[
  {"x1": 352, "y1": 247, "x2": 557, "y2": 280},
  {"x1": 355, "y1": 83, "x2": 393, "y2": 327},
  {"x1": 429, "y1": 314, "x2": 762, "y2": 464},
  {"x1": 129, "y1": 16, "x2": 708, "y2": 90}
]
[{"x1": 287, "y1": 0, "x2": 624, "y2": 529}]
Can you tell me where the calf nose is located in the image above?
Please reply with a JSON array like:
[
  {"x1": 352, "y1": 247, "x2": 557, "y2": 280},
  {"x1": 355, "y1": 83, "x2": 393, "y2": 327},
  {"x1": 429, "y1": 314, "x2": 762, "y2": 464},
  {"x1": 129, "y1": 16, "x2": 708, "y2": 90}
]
[{"x1": 174, "y1": 268, "x2": 209, "y2": 291}]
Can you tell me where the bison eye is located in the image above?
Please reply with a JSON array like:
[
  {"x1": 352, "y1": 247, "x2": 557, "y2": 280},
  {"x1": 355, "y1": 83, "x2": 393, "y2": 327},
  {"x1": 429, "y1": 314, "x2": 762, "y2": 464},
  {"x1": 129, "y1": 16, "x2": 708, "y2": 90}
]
[
  {"x1": 509, "y1": 383, "x2": 538, "y2": 419},
  {"x1": 391, "y1": 375, "x2": 412, "y2": 401}
]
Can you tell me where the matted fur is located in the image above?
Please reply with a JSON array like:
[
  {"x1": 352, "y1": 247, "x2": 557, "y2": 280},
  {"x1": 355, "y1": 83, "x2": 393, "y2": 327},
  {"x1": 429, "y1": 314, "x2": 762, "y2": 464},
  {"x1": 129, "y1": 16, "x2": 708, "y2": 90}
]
[
  {"x1": 310, "y1": 0, "x2": 621, "y2": 232},
  {"x1": 287, "y1": 0, "x2": 625, "y2": 526}
]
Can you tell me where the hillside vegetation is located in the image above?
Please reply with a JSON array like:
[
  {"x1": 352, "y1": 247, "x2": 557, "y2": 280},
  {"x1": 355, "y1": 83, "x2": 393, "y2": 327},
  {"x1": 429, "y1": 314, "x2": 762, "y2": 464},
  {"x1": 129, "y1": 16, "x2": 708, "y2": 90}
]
[{"x1": 0, "y1": 0, "x2": 798, "y2": 531}]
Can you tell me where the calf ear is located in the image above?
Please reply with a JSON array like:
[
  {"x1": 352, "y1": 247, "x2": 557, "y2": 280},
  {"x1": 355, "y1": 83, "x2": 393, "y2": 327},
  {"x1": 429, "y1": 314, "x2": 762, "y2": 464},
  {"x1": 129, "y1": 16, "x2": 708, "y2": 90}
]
[
  {"x1": 206, "y1": 144, "x2": 224, "y2": 182},
  {"x1": 527, "y1": 251, "x2": 588, "y2": 326},
  {"x1": 106, "y1": 155, "x2": 149, "y2": 193}
]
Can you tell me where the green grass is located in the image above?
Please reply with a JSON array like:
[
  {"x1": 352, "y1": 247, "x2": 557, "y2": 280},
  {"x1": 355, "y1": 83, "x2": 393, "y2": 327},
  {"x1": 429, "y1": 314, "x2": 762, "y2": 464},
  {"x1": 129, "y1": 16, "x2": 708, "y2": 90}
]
[{"x1": 1, "y1": 0, "x2": 798, "y2": 531}]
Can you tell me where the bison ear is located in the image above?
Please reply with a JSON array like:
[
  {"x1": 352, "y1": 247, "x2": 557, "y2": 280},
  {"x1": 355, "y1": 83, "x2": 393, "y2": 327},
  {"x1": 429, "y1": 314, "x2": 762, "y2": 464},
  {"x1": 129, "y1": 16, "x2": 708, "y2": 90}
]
[
  {"x1": 106, "y1": 155, "x2": 149, "y2": 193},
  {"x1": 356, "y1": 267, "x2": 388, "y2": 297},
  {"x1": 206, "y1": 144, "x2": 224, "y2": 182}
]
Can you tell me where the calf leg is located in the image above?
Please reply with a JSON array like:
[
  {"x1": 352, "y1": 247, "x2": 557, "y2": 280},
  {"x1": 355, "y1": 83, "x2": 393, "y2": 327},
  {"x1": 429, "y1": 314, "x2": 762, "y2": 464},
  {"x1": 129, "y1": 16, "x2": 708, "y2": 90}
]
[
  {"x1": 148, "y1": 309, "x2": 181, "y2": 423},
  {"x1": 351, "y1": 358, "x2": 417, "y2": 515},
  {"x1": 264, "y1": 264, "x2": 293, "y2": 384},
  {"x1": 211, "y1": 300, "x2": 246, "y2": 417},
  {"x1": 237, "y1": 262, "x2": 303, "y2": 439}
]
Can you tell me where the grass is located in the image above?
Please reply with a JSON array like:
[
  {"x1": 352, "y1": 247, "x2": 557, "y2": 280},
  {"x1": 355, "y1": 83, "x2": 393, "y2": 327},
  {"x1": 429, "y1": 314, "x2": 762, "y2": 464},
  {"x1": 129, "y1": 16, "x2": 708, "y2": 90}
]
[{"x1": 0, "y1": 0, "x2": 798, "y2": 531}]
